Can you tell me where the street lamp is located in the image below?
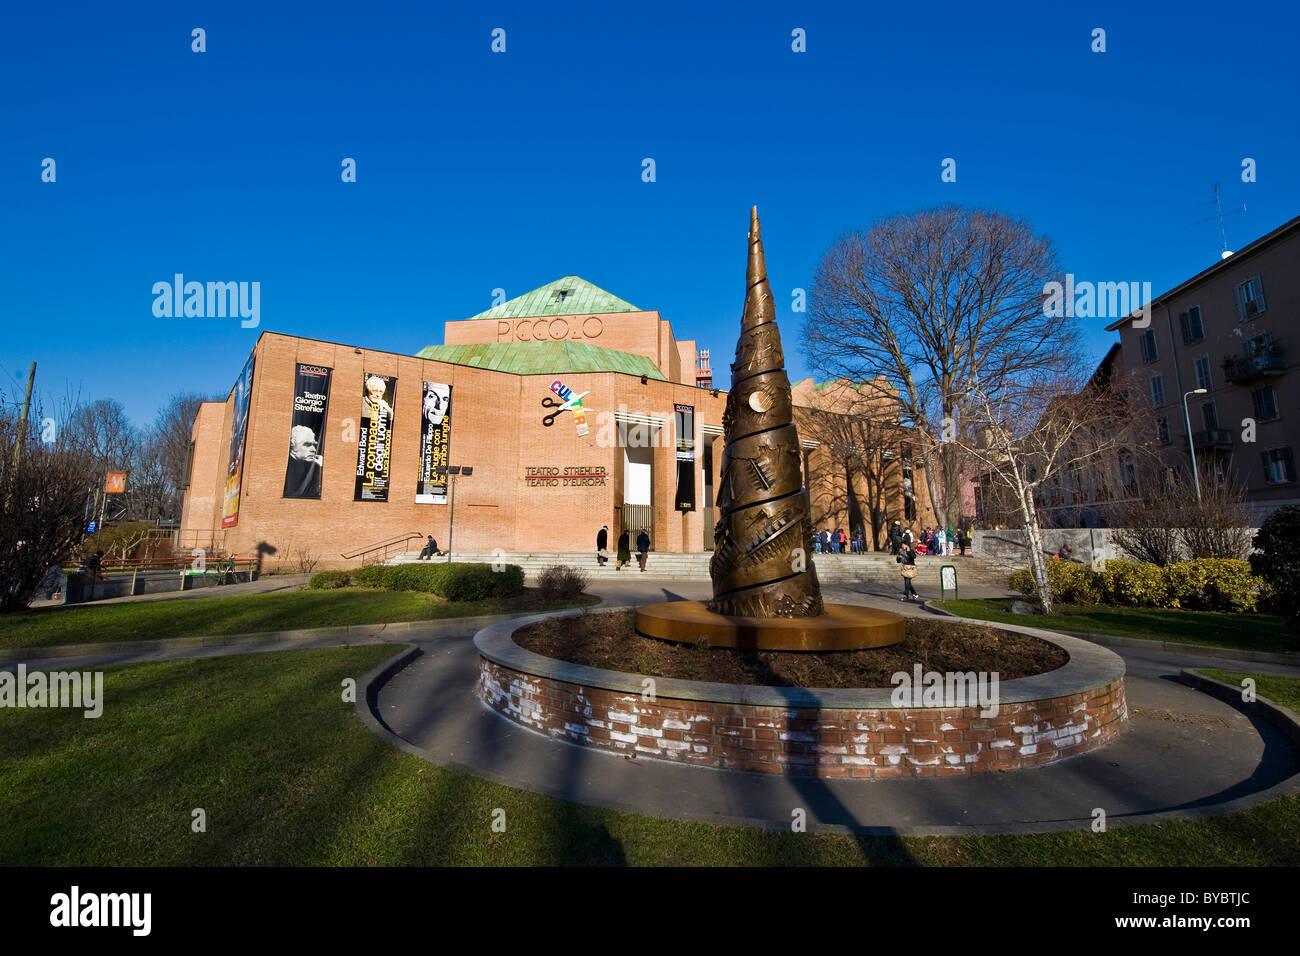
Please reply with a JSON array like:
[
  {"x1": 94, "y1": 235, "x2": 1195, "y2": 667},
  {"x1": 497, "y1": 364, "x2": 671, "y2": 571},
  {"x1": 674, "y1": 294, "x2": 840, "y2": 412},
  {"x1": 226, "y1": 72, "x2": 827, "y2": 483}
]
[
  {"x1": 1182, "y1": 388, "x2": 1208, "y2": 501},
  {"x1": 435, "y1": 465, "x2": 474, "y2": 561}
]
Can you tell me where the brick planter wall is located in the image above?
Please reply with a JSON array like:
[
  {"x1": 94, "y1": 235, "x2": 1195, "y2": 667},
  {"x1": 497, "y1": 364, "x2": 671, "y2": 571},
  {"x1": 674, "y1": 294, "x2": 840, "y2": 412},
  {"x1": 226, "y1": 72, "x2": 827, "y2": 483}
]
[{"x1": 475, "y1": 612, "x2": 1129, "y2": 778}]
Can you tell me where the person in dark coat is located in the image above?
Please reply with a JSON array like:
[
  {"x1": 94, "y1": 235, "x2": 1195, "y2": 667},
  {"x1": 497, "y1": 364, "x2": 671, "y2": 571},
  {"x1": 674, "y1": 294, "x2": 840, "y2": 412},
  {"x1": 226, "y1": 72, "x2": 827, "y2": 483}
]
[
  {"x1": 596, "y1": 525, "x2": 609, "y2": 565},
  {"x1": 418, "y1": 536, "x2": 442, "y2": 559},
  {"x1": 616, "y1": 530, "x2": 631, "y2": 570},
  {"x1": 889, "y1": 521, "x2": 903, "y2": 555},
  {"x1": 897, "y1": 542, "x2": 919, "y2": 602},
  {"x1": 636, "y1": 529, "x2": 651, "y2": 571}
]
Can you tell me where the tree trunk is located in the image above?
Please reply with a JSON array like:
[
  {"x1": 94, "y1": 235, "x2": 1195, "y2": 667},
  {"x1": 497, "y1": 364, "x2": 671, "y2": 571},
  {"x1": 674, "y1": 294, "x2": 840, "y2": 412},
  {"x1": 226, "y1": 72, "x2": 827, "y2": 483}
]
[
  {"x1": 1019, "y1": 488, "x2": 1053, "y2": 614},
  {"x1": 917, "y1": 436, "x2": 948, "y2": 530}
]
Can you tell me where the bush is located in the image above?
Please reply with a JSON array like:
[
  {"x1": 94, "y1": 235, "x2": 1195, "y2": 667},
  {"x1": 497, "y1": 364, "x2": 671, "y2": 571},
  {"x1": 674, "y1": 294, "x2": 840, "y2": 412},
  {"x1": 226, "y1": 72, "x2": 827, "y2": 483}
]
[
  {"x1": 438, "y1": 563, "x2": 524, "y2": 600},
  {"x1": 383, "y1": 563, "x2": 448, "y2": 593},
  {"x1": 1165, "y1": 558, "x2": 1258, "y2": 612},
  {"x1": 308, "y1": 570, "x2": 354, "y2": 589},
  {"x1": 1010, "y1": 561, "x2": 1101, "y2": 604},
  {"x1": 1251, "y1": 505, "x2": 1300, "y2": 623},
  {"x1": 536, "y1": 565, "x2": 590, "y2": 601},
  {"x1": 353, "y1": 564, "x2": 390, "y2": 588},
  {"x1": 1099, "y1": 560, "x2": 1170, "y2": 607}
]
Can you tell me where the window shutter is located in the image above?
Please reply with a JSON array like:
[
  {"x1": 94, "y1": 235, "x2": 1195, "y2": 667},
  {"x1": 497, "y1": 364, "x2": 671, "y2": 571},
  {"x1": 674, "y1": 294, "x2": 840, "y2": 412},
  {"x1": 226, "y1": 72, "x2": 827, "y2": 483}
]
[
  {"x1": 1285, "y1": 448, "x2": 1296, "y2": 482},
  {"x1": 1179, "y1": 312, "x2": 1189, "y2": 342},
  {"x1": 1255, "y1": 278, "x2": 1267, "y2": 313},
  {"x1": 1262, "y1": 451, "x2": 1271, "y2": 479},
  {"x1": 1252, "y1": 390, "x2": 1262, "y2": 420}
]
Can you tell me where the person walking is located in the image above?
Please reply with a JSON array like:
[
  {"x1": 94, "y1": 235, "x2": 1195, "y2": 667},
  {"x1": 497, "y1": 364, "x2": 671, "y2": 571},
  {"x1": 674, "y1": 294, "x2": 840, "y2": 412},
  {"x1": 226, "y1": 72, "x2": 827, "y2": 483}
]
[
  {"x1": 958, "y1": 527, "x2": 968, "y2": 557},
  {"x1": 945, "y1": 525, "x2": 957, "y2": 557},
  {"x1": 616, "y1": 530, "x2": 631, "y2": 570},
  {"x1": 889, "y1": 521, "x2": 902, "y2": 555},
  {"x1": 596, "y1": 525, "x2": 609, "y2": 565},
  {"x1": 897, "y1": 541, "x2": 919, "y2": 602},
  {"x1": 636, "y1": 529, "x2": 651, "y2": 572},
  {"x1": 41, "y1": 562, "x2": 63, "y2": 601},
  {"x1": 934, "y1": 526, "x2": 947, "y2": 557}
]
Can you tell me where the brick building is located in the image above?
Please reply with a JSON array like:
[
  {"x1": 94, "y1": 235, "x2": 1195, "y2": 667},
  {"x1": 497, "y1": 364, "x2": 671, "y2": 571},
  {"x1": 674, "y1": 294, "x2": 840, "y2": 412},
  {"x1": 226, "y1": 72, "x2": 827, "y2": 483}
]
[
  {"x1": 1106, "y1": 215, "x2": 1299, "y2": 521},
  {"x1": 179, "y1": 277, "x2": 936, "y2": 565}
]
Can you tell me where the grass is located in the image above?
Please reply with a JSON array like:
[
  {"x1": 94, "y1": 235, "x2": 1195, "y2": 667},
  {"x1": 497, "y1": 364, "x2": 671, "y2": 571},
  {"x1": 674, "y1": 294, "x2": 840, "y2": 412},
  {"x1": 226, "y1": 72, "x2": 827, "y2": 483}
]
[
  {"x1": 935, "y1": 598, "x2": 1294, "y2": 654},
  {"x1": 1199, "y1": 669, "x2": 1300, "y2": 711},
  {"x1": 1, "y1": 646, "x2": 1297, "y2": 865},
  {"x1": 0, "y1": 588, "x2": 598, "y2": 651}
]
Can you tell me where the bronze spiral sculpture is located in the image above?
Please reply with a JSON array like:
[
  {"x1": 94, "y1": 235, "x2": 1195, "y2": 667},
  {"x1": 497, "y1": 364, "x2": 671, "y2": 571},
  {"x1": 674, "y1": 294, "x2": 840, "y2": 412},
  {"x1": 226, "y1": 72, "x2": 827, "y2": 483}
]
[
  {"x1": 634, "y1": 206, "x2": 903, "y2": 651},
  {"x1": 708, "y1": 207, "x2": 825, "y2": 618}
]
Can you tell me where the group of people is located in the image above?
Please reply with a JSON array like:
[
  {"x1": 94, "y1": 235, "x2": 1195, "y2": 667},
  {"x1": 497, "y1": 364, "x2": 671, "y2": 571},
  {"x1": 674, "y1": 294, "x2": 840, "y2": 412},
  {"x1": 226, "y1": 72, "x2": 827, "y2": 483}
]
[
  {"x1": 888, "y1": 522, "x2": 970, "y2": 557},
  {"x1": 596, "y1": 525, "x2": 652, "y2": 571},
  {"x1": 814, "y1": 528, "x2": 866, "y2": 553}
]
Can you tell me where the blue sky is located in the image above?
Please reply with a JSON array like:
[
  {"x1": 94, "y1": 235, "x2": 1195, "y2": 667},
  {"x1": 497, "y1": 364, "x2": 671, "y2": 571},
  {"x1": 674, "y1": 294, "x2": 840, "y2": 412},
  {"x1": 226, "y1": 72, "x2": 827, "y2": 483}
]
[{"x1": 2, "y1": 0, "x2": 1297, "y2": 426}]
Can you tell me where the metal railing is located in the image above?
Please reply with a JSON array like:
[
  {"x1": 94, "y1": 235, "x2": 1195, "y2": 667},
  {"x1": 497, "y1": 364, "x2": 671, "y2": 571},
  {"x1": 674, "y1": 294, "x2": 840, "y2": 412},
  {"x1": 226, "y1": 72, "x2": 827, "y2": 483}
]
[{"x1": 340, "y1": 532, "x2": 426, "y2": 565}]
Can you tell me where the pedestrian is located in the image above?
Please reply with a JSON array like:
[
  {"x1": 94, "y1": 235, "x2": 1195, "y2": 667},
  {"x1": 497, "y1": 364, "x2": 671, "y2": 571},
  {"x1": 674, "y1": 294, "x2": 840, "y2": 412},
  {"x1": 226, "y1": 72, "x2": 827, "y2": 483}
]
[
  {"x1": 897, "y1": 541, "x2": 919, "y2": 602},
  {"x1": 889, "y1": 521, "x2": 902, "y2": 555},
  {"x1": 596, "y1": 525, "x2": 609, "y2": 566},
  {"x1": 41, "y1": 562, "x2": 63, "y2": 601},
  {"x1": 902, "y1": 527, "x2": 914, "y2": 548},
  {"x1": 958, "y1": 527, "x2": 968, "y2": 556},
  {"x1": 616, "y1": 530, "x2": 631, "y2": 570},
  {"x1": 944, "y1": 525, "x2": 954, "y2": 557},
  {"x1": 636, "y1": 528, "x2": 651, "y2": 572}
]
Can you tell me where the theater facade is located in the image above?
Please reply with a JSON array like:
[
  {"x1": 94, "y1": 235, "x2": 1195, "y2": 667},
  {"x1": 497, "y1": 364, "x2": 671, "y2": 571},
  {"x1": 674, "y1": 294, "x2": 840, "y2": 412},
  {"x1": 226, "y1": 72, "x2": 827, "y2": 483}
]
[{"x1": 179, "y1": 276, "x2": 938, "y2": 565}]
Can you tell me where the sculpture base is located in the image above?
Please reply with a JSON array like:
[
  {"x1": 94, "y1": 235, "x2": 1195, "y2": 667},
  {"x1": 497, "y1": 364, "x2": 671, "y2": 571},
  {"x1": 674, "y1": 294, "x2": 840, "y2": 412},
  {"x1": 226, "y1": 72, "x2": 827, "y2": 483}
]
[{"x1": 636, "y1": 600, "x2": 905, "y2": 652}]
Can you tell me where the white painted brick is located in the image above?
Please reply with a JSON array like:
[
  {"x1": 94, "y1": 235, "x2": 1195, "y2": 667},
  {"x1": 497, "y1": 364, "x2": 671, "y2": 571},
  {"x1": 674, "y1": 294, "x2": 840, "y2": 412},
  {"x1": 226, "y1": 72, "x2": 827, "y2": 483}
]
[
  {"x1": 607, "y1": 710, "x2": 637, "y2": 723},
  {"x1": 662, "y1": 719, "x2": 691, "y2": 730},
  {"x1": 632, "y1": 726, "x2": 663, "y2": 738},
  {"x1": 879, "y1": 744, "x2": 908, "y2": 755},
  {"x1": 1019, "y1": 744, "x2": 1038, "y2": 756},
  {"x1": 906, "y1": 756, "x2": 941, "y2": 766},
  {"x1": 692, "y1": 745, "x2": 709, "y2": 753},
  {"x1": 990, "y1": 739, "x2": 1014, "y2": 749},
  {"x1": 887, "y1": 755, "x2": 901, "y2": 765},
  {"x1": 842, "y1": 755, "x2": 876, "y2": 766},
  {"x1": 946, "y1": 755, "x2": 962, "y2": 765},
  {"x1": 779, "y1": 731, "x2": 815, "y2": 743},
  {"x1": 610, "y1": 730, "x2": 637, "y2": 743},
  {"x1": 657, "y1": 739, "x2": 689, "y2": 750},
  {"x1": 812, "y1": 744, "x2": 848, "y2": 754}
]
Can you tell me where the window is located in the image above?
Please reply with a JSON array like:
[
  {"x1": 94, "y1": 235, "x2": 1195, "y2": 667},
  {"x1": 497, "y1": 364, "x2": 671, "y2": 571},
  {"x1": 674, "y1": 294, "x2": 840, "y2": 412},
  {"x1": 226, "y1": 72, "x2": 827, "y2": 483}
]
[
  {"x1": 1263, "y1": 447, "x2": 1295, "y2": 484},
  {"x1": 1150, "y1": 375, "x2": 1165, "y2": 406},
  {"x1": 1253, "y1": 386, "x2": 1279, "y2": 421},
  {"x1": 1139, "y1": 328, "x2": 1159, "y2": 363},
  {"x1": 1194, "y1": 355, "x2": 1212, "y2": 390},
  {"x1": 1179, "y1": 306, "x2": 1205, "y2": 343},
  {"x1": 1201, "y1": 401, "x2": 1219, "y2": 431},
  {"x1": 181, "y1": 441, "x2": 195, "y2": 490},
  {"x1": 1156, "y1": 416, "x2": 1170, "y2": 444},
  {"x1": 1236, "y1": 275, "x2": 1267, "y2": 320}
]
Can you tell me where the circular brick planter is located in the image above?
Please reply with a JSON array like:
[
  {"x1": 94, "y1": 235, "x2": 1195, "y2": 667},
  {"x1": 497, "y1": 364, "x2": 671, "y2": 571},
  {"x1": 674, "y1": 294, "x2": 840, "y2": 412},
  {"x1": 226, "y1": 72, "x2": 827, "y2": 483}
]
[{"x1": 474, "y1": 608, "x2": 1128, "y2": 778}]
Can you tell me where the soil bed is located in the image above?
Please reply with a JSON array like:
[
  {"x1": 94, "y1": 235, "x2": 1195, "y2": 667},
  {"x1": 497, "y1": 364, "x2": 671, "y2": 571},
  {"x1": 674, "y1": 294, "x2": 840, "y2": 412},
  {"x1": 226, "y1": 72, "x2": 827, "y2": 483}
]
[{"x1": 514, "y1": 609, "x2": 1067, "y2": 688}]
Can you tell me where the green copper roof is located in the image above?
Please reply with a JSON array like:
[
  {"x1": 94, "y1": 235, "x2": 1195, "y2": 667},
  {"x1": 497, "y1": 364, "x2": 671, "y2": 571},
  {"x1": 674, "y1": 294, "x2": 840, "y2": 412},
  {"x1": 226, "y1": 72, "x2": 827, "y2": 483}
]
[
  {"x1": 415, "y1": 340, "x2": 668, "y2": 380},
  {"x1": 465, "y1": 276, "x2": 641, "y2": 320}
]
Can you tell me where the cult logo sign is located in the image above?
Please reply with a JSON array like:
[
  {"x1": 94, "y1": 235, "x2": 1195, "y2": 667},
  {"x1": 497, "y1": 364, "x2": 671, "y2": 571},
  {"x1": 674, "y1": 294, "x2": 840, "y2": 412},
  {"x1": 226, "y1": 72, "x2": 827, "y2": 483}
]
[{"x1": 543, "y1": 380, "x2": 590, "y2": 436}]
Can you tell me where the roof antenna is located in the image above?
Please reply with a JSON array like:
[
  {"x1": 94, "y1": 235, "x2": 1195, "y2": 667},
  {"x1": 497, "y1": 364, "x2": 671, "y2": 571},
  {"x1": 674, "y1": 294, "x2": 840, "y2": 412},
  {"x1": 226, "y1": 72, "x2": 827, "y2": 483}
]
[{"x1": 1194, "y1": 184, "x2": 1246, "y2": 259}]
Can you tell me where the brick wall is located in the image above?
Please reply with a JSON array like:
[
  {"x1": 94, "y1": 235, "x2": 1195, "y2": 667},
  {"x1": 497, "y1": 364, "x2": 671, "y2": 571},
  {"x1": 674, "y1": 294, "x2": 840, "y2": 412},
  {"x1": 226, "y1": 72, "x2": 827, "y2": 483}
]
[{"x1": 478, "y1": 658, "x2": 1128, "y2": 778}]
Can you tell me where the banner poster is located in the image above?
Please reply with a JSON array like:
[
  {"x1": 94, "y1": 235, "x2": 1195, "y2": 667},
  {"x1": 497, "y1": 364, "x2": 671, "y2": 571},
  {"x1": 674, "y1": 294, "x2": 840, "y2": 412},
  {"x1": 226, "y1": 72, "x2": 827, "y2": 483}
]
[
  {"x1": 283, "y1": 364, "x2": 332, "y2": 499},
  {"x1": 674, "y1": 403, "x2": 696, "y2": 512},
  {"x1": 221, "y1": 351, "x2": 256, "y2": 528},
  {"x1": 354, "y1": 373, "x2": 397, "y2": 502},
  {"x1": 416, "y1": 382, "x2": 452, "y2": 504}
]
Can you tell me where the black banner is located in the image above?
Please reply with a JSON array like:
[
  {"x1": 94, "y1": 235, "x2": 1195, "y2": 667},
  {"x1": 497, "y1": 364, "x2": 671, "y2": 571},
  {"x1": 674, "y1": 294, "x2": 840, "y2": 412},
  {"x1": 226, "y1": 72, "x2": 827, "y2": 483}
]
[
  {"x1": 282, "y1": 364, "x2": 332, "y2": 499},
  {"x1": 674, "y1": 403, "x2": 695, "y2": 512},
  {"x1": 416, "y1": 382, "x2": 452, "y2": 504},
  {"x1": 354, "y1": 373, "x2": 396, "y2": 502}
]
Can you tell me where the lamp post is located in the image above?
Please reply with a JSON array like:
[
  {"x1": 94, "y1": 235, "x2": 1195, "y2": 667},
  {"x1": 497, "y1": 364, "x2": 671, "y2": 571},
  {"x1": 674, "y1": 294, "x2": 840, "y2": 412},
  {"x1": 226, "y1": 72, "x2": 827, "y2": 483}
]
[
  {"x1": 436, "y1": 465, "x2": 474, "y2": 561},
  {"x1": 1182, "y1": 388, "x2": 1208, "y2": 502}
]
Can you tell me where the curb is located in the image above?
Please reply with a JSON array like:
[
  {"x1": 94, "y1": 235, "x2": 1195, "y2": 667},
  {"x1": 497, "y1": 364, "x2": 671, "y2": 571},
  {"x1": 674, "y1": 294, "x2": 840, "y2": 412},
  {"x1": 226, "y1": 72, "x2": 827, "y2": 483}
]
[{"x1": 922, "y1": 601, "x2": 1299, "y2": 666}]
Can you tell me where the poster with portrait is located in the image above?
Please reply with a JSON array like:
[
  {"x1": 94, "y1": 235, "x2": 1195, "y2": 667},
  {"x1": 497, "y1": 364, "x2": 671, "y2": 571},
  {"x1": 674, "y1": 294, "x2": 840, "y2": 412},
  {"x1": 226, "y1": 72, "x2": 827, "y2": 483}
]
[
  {"x1": 282, "y1": 364, "x2": 332, "y2": 499},
  {"x1": 416, "y1": 382, "x2": 452, "y2": 503},
  {"x1": 674, "y1": 403, "x2": 696, "y2": 512},
  {"x1": 221, "y1": 351, "x2": 256, "y2": 527},
  {"x1": 354, "y1": 372, "x2": 397, "y2": 501}
]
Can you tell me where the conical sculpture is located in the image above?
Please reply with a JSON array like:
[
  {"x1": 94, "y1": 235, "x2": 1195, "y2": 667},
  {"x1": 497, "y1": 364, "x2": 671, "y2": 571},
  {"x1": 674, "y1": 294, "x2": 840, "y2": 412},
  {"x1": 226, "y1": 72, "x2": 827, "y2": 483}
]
[
  {"x1": 634, "y1": 207, "x2": 902, "y2": 651},
  {"x1": 708, "y1": 208, "x2": 825, "y2": 618}
]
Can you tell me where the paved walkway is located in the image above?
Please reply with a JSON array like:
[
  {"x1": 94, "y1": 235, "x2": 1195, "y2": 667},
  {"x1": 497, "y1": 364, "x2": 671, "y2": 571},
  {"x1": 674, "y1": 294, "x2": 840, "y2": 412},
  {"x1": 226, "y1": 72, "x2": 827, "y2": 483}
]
[
  {"x1": 8, "y1": 580, "x2": 1298, "y2": 836},
  {"x1": 28, "y1": 573, "x2": 312, "y2": 609}
]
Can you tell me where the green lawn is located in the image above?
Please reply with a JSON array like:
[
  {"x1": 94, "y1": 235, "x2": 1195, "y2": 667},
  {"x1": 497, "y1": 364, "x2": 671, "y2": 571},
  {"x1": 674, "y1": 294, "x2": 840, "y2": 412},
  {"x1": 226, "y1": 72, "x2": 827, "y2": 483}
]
[
  {"x1": 935, "y1": 598, "x2": 1294, "y2": 654},
  {"x1": 0, "y1": 588, "x2": 597, "y2": 651},
  {"x1": 1, "y1": 646, "x2": 1296, "y2": 865},
  {"x1": 1199, "y1": 669, "x2": 1300, "y2": 711}
]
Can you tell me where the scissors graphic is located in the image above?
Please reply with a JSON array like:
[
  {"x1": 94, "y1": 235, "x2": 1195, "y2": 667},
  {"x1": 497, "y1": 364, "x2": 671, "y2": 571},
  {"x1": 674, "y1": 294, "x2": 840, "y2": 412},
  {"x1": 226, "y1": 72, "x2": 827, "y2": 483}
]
[{"x1": 541, "y1": 391, "x2": 590, "y2": 427}]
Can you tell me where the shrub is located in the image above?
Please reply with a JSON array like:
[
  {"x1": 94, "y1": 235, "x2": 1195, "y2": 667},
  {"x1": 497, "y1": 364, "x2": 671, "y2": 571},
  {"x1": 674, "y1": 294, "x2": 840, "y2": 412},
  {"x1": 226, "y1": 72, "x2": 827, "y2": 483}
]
[
  {"x1": 309, "y1": 570, "x2": 354, "y2": 589},
  {"x1": 1251, "y1": 505, "x2": 1300, "y2": 623},
  {"x1": 1165, "y1": 558, "x2": 1260, "y2": 613},
  {"x1": 353, "y1": 565, "x2": 390, "y2": 588},
  {"x1": 536, "y1": 564, "x2": 590, "y2": 601},
  {"x1": 1010, "y1": 561, "x2": 1101, "y2": 605},
  {"x1": 1099, "y1": 560, "x2": 1170, "y2": 607}
]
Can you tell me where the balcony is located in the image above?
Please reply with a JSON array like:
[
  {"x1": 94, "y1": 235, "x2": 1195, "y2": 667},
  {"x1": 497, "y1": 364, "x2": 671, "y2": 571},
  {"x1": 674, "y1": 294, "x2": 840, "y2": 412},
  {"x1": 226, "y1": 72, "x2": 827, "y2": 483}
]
[
  {"x1": 1183, "y1": 428, "x2": 1233, "y2": 452},
  {"x1": 1223, "y1": 348, "x2": 1285, "y2": 385}
]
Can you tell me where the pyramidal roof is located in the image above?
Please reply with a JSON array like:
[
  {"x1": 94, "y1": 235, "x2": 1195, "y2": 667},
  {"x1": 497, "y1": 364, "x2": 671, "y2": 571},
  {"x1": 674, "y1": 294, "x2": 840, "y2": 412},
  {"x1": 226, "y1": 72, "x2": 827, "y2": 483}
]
[
  {"x1": 464, "y1": 276, "x2": 641, "y2": 321},
  {"x1": 415, "y1": 340, "x2": 667, "y2": 380}
]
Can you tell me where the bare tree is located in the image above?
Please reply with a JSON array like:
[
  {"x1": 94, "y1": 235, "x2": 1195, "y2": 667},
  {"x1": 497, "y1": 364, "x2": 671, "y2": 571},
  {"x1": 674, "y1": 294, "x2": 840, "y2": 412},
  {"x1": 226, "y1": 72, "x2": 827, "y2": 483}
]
[
  {"x1": 955, "y1": 366, "x2": 1131, "y2": 613},
  {"x1": 805, "y1": 206, "x2": 1076, "y2": 531}
]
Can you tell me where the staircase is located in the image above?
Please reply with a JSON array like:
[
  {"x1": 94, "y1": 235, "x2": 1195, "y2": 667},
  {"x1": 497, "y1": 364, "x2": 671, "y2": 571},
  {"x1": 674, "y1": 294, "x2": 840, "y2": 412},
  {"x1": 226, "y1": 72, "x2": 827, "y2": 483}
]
[{"x1": 387, "y1": 550, "x2": 1018, "y2": 588}]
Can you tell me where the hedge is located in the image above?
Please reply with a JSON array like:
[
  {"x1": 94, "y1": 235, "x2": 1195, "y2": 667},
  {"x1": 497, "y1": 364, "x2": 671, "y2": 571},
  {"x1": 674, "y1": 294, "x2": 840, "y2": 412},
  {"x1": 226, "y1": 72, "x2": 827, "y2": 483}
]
[
  {"x1": 308, "y1": 562, "x2": 524, "y2": 599},
  {"x1": 1010, "y1": 558, "x2": 1264, "y2": 613}
]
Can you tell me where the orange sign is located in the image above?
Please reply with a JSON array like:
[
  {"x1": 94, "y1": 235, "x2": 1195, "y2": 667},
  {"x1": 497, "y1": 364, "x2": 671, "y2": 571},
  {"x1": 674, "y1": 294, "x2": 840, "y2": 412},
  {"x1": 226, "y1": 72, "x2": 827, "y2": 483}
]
[{"x1": 105, "y1": 472, "x2": 126, "y2": 494}]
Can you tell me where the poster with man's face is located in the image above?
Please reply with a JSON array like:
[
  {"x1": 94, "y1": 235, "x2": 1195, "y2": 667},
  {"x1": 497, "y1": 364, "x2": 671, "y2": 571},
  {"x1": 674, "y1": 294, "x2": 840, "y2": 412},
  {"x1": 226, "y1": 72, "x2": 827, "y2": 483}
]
[
  {"x1": 354, "y1": 373, "x2": 397, "y2": 501},
  {"x1": 416, "y1": 382, "x2": 452, "y2": 504},
  {"x1": 283, "y1": 364, "x2": 332, "y2": 499}
]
